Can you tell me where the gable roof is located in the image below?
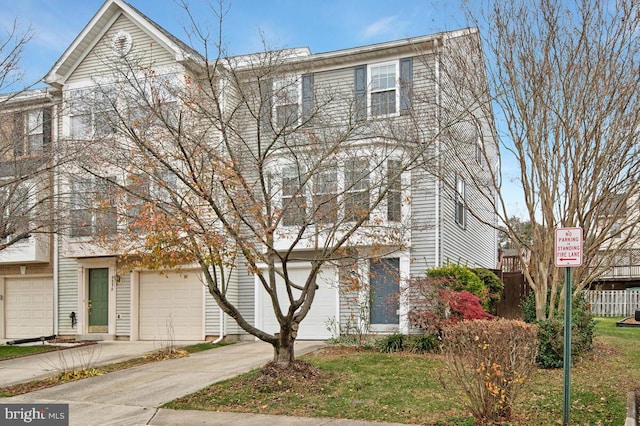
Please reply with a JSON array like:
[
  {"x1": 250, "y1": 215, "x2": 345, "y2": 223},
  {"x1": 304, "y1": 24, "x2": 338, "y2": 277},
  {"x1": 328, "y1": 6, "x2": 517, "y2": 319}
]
[{"x1": 45, "y1": 0, "x2": 203, "y2": 88}]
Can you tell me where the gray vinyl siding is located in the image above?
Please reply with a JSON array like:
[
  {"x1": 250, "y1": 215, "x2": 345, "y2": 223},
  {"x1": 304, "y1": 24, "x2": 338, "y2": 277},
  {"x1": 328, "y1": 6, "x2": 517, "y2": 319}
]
[
  {"x1": 69, "y1": 15, "x2": 175, "y2": 83},
  {"x1": 57, "y1": 256, "x2": 79, "y2": 335},
  {"x1": 115, "y1": 266, "x2": 130, "y2": 336},
  {"x1": 409, "y1": 170, "x2": 439, "y2": 277},
  {"x1": 204, "y1": 266, "x2": 239, "y2": 336},
  {"x1": 435, "y1": 31, "x2": 498, "y2": 270},
  {"x1": 235, "y1": 261, "x2": 254, "y2": 336}
]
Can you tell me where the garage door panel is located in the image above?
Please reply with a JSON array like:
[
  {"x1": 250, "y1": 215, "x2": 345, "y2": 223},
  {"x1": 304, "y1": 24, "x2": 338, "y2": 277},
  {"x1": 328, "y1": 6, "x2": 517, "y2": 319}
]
[
  {"x1": 139, "y1": 272, "x2": 203, "y2": 341},
  {"x1": 5, "y1": 278, "x2": 54, "y2": 339},
  {"x1": 259, "y1": 265, "x2": 337, "y2": 340}
]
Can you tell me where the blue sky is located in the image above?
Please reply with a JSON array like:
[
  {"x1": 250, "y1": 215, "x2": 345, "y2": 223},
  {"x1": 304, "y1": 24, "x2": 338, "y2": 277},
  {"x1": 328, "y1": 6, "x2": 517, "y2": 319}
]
[
  {"x1": 0, "y1": 0, "x2": 525, "y2": 217},
  {"x1": 0, "y1": 0, "x2": 473, "y2": 87}
]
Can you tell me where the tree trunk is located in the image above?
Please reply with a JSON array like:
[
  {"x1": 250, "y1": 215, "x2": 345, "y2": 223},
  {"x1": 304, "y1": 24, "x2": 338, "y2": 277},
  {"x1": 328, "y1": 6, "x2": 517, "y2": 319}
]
[{"x1": 272, "y1": 331, "x2": 295, "y2": 365}]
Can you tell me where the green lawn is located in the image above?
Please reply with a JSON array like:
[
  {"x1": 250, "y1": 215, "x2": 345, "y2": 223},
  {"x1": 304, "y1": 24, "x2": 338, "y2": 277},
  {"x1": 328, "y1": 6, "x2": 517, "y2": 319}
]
[
  {"x1": 166, "y1": 318, "x2": 640, "y2": 425},
  {"x1": 0, "y1": 344, "x2": 57, "y2": 360}
]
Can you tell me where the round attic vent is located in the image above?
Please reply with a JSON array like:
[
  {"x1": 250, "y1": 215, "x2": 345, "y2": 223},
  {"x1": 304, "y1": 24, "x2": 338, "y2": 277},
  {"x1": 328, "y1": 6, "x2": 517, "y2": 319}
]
[{"x1": 111, "y1": 30, "x2": 133, "y2": 57}]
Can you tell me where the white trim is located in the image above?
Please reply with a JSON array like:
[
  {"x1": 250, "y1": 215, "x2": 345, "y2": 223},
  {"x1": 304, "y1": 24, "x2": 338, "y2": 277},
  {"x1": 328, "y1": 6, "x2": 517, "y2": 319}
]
[
  {"x1": 367, "y1": 60, "x2": 400, "y2": 119},
  {"x1": 76, "y1": 257, "x2": 117, "y2": 336}
]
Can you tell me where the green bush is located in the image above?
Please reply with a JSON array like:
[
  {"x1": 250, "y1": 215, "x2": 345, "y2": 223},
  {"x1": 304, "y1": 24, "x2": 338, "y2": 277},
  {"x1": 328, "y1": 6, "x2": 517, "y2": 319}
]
[
  {"x1": 523, "y1": 291, "x2": 595, "y2": 369},
  {"x1": 375, "y1": 334, "x2": 406, "y2": 353},
  {"x1": 407, "y1": 334, "x2": 440, "y2": 354},
  {"x1": 472, "y1": 268, "x2": 504, "y2": 314},
  {"x1": 427, "y1": 263, "x2": 489, "y2": 309}
]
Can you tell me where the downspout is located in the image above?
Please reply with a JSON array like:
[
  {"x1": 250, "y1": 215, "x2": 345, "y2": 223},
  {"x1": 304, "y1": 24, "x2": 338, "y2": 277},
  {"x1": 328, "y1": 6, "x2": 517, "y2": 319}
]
[
  {"x1": 212, "y1": 75, "x2": 226, "y2": 346},
  {"x1": 212, "y1": 307, "x2": 225, "y2": 344},
  {"x1": 434, "y1": 37, "x2": 441, "y2": 268},
  {"x1": 52, "y1": 101, "x2": 59, "y2": 335}
]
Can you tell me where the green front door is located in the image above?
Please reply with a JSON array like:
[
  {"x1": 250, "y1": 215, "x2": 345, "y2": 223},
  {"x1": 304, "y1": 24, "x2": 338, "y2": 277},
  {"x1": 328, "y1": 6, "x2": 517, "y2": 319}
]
[{"x1": 88, "y1": 268, "x2": 109, "y2": 333}]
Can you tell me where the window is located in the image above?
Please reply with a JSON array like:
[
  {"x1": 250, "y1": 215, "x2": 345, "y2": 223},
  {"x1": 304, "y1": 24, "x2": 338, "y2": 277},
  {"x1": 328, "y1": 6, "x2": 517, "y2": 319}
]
[
  {"x1": 313, "y1": 167, "x2": 337, "y2": 224},
  {"x1": 68, "y1": 87, "x2": 117, "y2": 139},
  {"x1": 70, "y1": 177, "x2": 117, "y2": 237},
  {"x1": 2, "y1": 108, "x2": 52, "y2": 157},
  {"x1": 455, "y1": 176, "x2": 466, "y2": 227},
  {"x1": 370, "y1": 63, "x2": 397, "y2": 117},
  {"x1": 0, "y1": 184, "x2": 30, "y2": 242},
  {"x1": 344, "y1": 158, "x2": 370, "y2": 221},
  {"x1": 282, "y1": 166, "x2": 306, "y2": 226},
  {"x1": 153, "y1": 169, "x2": 178, "y2": 205},
  {"x1": 274, "y1": 78, "x2": 300, "y2": 128},
  {"x1": 126, "y1": 174, "x2": 150, "y2": 232},
  {"x1": 610, "y1": 222, "x2": 622, "y2": 239},
  {"x1": 387, "y1": 160, "x2": 402, "y2": 222},
  {"x1": 355, "y1": 58, "x2": 411, "y2": 120}
]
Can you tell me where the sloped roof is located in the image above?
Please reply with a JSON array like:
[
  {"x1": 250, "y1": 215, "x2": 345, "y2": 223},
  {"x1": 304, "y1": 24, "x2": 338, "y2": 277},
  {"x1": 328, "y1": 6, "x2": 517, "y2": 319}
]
[{"x1": 45, "y1": 0, "x2": 203, "y2": 87}]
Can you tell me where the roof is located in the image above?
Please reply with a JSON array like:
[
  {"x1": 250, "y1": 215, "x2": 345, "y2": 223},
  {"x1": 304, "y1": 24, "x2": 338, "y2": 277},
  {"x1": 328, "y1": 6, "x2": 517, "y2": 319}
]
[{"x1": 44, "y1": 0, "x2": 204, "y2": 88}]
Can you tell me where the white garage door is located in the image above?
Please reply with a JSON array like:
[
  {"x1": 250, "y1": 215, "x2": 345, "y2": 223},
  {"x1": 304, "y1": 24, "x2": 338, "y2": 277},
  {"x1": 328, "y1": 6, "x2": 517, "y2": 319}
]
[
  {"x1": 5, "y1": 277, "x2": 54, "y2": 339},
  {"x1": 139, "y1": 271, "x2": 204, "y2": 341},
  {"x1": 258, "y1": 264, "x2": 337, "y2": 340}
]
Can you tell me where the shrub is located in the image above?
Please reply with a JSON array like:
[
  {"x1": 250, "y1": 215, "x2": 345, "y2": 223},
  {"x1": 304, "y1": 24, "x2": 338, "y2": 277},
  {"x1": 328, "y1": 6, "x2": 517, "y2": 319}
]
[
  {"x1": 375, "y1": 334, "x2": 406, "y2": 353},
  {"x1": 407, "y1": 277, "x2": 493, "y2": 336},
  {"x1": 522, "y1": 291, "x2": 595, "y2": 369},
  {"x1": 407, "y1": 334, "x2": 440, "y2": 354},
  {"x1": 472, "y1": 268, "x2": 504, "y2": 314},
  {"x1": 428, "y1": 263, "x2": 489, "y2": 309},
  {"x1": 441, "y1": 319, "x2": 539, "y2": 424}
]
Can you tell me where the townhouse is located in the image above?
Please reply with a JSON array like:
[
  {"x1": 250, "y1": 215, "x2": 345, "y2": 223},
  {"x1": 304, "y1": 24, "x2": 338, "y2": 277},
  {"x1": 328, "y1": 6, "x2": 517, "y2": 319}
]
[{"x1": 0, "y1": 0, "x2": 498, "y2": 342}]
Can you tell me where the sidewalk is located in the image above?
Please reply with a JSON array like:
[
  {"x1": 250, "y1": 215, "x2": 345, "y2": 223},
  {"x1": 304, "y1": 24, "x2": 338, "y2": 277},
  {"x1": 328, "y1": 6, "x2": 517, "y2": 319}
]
[{"x1": 0, "y1": 341, "x2": 408, "y2": 425}]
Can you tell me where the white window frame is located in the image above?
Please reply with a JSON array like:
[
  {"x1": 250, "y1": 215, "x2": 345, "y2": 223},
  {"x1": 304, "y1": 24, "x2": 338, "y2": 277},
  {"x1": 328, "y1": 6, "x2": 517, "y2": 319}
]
[
  {"x1": 0, "y1": 183, "x2": 31, "y2": 243},
  {"x1": 281, "y1": 165, "x2": 306, "y2": 226},
  {"x1": 455, "y1": 175, "x2": 466, "y2": 228},
  {"x1": 368, "y1": 61, "x2": 400, "y2": 118},
  {"x1": 344, "y1": 158, "x2": 371, "y2": 222},
  {"x1": 273, "y1": 77, "x2": 301, "y2": 128},
  {"x1": 69, "y1": 177, "x2": 118, "y2": 238},
  {"x1": 67, "y1": 86, "x2": 118, "y2": 140}
]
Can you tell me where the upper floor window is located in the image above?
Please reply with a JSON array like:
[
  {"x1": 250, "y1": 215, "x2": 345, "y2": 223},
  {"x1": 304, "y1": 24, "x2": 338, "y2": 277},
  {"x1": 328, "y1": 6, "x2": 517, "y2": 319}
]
[
  {"x1": 1, "y1": 108, "x2": 52, "y2": 158},
  {"x1": 313, "y1": 167, "x2": 338, "y2": 224},
  {"x1": 387, "y1": 159, "x2": 402, "y2": 222},
  {"x1": 370, "y1": 63, "x2": 398, "y2": 117},
  {"x1": 0, "y1": 184, "x2": 30, "y2": 243},
  {"x1": 282, "y1": 166, "x2": 306, "y2": 226},
  {"x1": 68, "y1": 87, "x2": 118, "y2": 140},
  {"x1": 455, "y1": 175, "x2": 466, "y2": 228},
  {"x1": 354, "y1": 58, "x2": 412, "y2": 121},
  {"x1": 70, "y1": 177, "x2": 117, "y2": 237},
  {"x1": 344, "y1": 158, "x2": 370, "y2": 221},
  {"x1": 274, "y1": 78, "x2": 300, "y2": 128}
]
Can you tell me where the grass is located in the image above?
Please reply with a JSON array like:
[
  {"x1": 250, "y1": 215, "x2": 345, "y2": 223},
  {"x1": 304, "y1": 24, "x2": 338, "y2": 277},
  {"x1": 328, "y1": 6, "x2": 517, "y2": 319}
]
[
  {"x1": 0, "y1": 341, "x2": 226, "y2": 398},
  {"x1": 167, "y1": 317, "x2": 640, "y2": 425},
  {"x1": 0, "y1": 344, "x2": 58, "y2": 360}
]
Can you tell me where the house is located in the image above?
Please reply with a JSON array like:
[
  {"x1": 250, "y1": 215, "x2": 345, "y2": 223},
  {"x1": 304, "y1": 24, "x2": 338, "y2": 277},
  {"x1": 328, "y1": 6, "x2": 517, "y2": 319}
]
[
  {"x1": 1, "y1": 0, "x2": 498, "y2": 342},
  {"x1": 0, "y1": 89, "x2": 56, "y2": 339}
]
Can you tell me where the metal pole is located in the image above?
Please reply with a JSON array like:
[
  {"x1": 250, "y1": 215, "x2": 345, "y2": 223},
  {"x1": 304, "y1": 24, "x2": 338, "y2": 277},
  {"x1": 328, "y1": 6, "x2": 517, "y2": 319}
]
[{"x1": 563, "y1": 266, "x2": 572, "y2": 425}]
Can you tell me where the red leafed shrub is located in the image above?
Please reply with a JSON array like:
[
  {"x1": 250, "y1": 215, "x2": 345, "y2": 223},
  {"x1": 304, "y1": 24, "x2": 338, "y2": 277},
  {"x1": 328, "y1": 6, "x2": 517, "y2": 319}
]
[
  {"x1": 444, "y1": 290, "x2": 494, "y2": 323},
  {"x1": 407, "y1": 277, "x2": 493, "y2": 335}
]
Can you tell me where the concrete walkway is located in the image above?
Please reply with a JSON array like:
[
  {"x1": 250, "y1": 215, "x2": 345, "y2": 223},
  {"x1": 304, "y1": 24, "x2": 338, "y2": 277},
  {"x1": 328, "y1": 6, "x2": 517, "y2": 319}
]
[{"x1": 1, "y1": 341, "x2": 406, "y2": 425}]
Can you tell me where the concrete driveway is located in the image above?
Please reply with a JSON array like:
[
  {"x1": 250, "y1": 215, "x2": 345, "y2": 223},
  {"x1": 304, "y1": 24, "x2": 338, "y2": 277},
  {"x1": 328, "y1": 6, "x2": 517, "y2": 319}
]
[{"x1": 1, "y1": 340, "x2": 345, "y2": 426}]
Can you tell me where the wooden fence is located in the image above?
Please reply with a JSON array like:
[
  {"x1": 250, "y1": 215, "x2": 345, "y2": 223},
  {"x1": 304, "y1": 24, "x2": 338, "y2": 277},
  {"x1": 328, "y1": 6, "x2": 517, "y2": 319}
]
[{"x1": 583, "y1": 290, "x2": 640, "y2": 317}]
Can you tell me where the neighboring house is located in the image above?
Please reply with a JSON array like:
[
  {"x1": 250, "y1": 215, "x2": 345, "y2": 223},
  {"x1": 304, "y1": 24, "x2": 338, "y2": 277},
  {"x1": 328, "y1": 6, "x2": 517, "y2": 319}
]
[
  {"x1": 3, "y1": 0, "x2": 498, "y2": 342},
  {"x1": 0, "y1": 89, "x2": 56, "y2": 339}
]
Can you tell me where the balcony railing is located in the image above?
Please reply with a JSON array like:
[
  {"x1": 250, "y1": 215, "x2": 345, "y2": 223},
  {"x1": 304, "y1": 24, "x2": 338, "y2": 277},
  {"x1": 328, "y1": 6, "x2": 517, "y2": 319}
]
[{"x1": 597, "y1": 265, "x2": 640, "y2": 280}]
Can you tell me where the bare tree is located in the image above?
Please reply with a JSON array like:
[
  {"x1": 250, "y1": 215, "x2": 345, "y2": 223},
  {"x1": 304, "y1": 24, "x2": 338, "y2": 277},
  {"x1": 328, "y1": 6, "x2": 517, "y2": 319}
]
[
  {"x1": 67, "y1": 4, "x2": 496, "y2": 365},
  {"x1": 0, "y1": 21, "x2": 59, "y2": 253},
  {"x1": 458, "y1": 0, "x2": 640, "y2": 320}
]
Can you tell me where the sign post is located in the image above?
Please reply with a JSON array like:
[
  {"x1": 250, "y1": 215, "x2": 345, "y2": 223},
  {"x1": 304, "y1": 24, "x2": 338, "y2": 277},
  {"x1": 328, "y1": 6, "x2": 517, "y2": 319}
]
[{"x1": 555, "y1": 227, "x2": 583, "y2": 426}]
